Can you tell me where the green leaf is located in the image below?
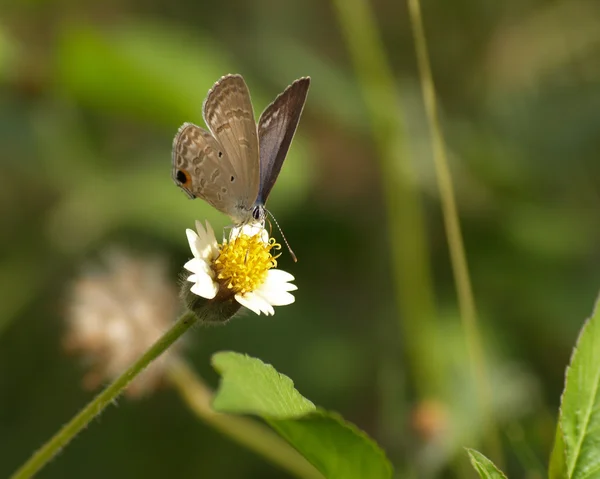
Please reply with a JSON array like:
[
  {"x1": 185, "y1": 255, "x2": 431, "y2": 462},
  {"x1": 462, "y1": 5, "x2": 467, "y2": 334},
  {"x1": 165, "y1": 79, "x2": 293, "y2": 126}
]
[
  {"x1": 270, "y1": 410, "x2": 392, "y2": 479},
  {"x1": 559, "y1": 296, "x2": 600, "y2": 478},
  {"x1": 549, "y1": 425, "x2": 567, "y2": 479},
  {"x1": 466, "y1": 449, "x2": 507, "y2": 479},
  {"x1": 55, "y1": 22, "x2": 235, "y2": 127},
  {"x1": 211, "y1": 351, "x2": 393, "y2": 479},
  {"x1": 211, "y1": 352, "x2": 316, "y2": 419}
]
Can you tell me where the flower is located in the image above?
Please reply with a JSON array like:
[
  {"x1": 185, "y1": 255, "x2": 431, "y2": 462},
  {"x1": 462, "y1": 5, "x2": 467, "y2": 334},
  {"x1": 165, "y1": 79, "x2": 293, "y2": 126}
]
[
  {"x1": 64, "y1": 251, "x2": 181, "y2": 397},
  {"x1": 184, "y1": 220, "x2": 297, "y2": 316}
]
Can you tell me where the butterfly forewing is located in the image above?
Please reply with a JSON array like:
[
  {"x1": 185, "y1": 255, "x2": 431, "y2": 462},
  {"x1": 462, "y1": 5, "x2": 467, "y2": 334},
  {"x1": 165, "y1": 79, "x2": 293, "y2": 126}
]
[
  {"x1": 202, "y1": 74, "x2": 260, "y2": 218},
  {"x1": 172, "y1": 123, "x2": 244, "y2": 218},
  {"x1": 256, "y1": 77, "x2": 310, "y2": 205}
]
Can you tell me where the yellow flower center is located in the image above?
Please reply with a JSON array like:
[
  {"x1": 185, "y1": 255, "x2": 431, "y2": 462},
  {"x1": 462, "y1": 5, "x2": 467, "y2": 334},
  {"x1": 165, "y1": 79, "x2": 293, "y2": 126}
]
[{"x1": 213, "y1": 233, "x2": 281, "y2": 295}]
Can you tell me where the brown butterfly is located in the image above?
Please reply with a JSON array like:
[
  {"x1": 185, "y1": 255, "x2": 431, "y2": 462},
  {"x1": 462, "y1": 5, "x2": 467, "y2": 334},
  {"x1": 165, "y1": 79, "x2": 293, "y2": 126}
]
[{"x1": 172, "y1": 74, "x2": 310, "y2": 224}]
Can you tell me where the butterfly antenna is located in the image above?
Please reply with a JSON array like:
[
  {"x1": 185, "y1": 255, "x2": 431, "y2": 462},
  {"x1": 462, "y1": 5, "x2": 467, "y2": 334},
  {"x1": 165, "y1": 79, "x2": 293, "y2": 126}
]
[{"x1": 266, "y1": 209, "x2": 297, "y2": 262}]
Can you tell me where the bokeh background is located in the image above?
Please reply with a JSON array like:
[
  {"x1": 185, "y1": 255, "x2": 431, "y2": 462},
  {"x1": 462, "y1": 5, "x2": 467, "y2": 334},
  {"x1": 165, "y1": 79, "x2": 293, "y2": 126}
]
[{"x1": 2, "y1": 0, "x2": 600, "y2": 477}]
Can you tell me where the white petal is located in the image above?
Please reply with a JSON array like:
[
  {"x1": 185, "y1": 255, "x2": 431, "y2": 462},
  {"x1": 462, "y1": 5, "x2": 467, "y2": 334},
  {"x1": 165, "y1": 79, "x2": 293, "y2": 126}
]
[
  {"x1": 184, "y1": 258, "x2": 201, "y2": 273},
  {"x1": 260, "y1": 301, "x2": 276, "y2": 316},
  {"x1": 229, "y1": 225, "x2": 243, "y2": 240},
  {"x1": 255, "y1": 287, "x2": 295, "y2": 306},
  {"x1": 194, "y1": 221, "x2": 208, "y2": 252},
  {"x1": 235, "y1": 292, "x2": 275, "y2": 316},
  {"x1": 199, "y1": 260, "x2": 215, "y2": 277},
  {"x1": 204, "y1": 221, "x2": 219, "y2": 257},
  {"x1": 262, "y1": 276, "x2": 298, "y2": 292},
  {"x1": 261, "y1": 271, "x2": 297, "y2": 294},
  {"x1": 187, "y1": 267, "x2": 215, "y2": 282},
  {"x1": 184, "y1": 258, "x2": 212, "y2": 275},
  {"x1": 194, "y1": 220, "x2": 217, "y2": 253},
  {"x1": 194, "y1": 220, "x2": 207, "y2": 237},
  {"x1": 204, "y1": 220, "x2": 216, "y2": 241},
  {"x1": 197, "y1": 238, "x2": 216, "y2": 262},
  {"x1": 190, "y1": 278, "x2": 218, "y2": 299},
  {"x1": 245, "y1": 292, "x2": 275, "y2": 315},
  {"x1": 185, "y1": 221, "x2": 217, "y2": 261},
  {"x1": 264, "y1": 269, "x2": 295, "y2": 283},
  {"x1": 235, "y1": 293, "x2": 263, "y2": 315},
  {"x1": 230, "y1": 222, "x2": 268, "y2": 243},
  {"x1": 186, "y1": 229, "x2": 200, "y2": 257}
]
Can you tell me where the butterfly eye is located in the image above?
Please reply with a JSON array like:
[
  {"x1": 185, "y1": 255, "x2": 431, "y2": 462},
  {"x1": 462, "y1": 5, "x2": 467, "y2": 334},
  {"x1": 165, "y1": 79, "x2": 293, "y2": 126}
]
[{"x1": 176, "y1": 169, "x2": 192, "y2": 186}]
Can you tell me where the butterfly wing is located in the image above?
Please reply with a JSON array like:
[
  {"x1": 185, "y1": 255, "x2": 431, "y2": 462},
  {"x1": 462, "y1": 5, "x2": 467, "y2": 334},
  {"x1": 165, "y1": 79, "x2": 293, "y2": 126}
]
[
  {"x1": 172, "y1": 122, "x2": 248, "y2": 220},
  {"x1": 202, "y1": 74, "x2": 260, "y2": 220},
  {"x1": 256, "y1": 77, "x2": 310, "y2": 205}
]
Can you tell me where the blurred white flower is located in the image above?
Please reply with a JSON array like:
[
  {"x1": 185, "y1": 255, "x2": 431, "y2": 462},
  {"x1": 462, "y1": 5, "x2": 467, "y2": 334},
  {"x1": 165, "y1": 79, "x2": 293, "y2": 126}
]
[
  {"x1": 64, "y1": 251, "x2": 180, "y2": 397},
  {"x1": 184, "y1": 221, "x2": 297, "y2": 316}
]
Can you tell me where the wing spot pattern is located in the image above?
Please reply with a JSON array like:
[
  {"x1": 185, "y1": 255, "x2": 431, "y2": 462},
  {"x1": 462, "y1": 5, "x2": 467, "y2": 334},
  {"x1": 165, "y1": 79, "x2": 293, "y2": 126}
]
[
  {"x1": 225, "y1": 108, "x2": 253, "y2": 120},
  {"x1": 215, "y1": 123, "x2": 231, "y2": 134}
]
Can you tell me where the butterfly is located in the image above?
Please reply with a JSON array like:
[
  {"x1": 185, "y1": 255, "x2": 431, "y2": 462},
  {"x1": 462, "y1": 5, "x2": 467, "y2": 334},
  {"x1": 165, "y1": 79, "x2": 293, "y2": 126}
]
[{"x1": 172, "y1": 74, "x2": 310, "y2": 225}]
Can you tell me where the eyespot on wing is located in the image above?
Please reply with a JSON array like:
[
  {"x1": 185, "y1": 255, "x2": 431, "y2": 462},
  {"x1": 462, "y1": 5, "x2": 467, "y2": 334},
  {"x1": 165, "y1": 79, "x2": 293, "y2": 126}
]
[
  {"x1": 175, "y1": 169, "x2": 191, "y2": 185},
  {"x1": 174, "y1": 169, "x2": 196, "y2": 198}
]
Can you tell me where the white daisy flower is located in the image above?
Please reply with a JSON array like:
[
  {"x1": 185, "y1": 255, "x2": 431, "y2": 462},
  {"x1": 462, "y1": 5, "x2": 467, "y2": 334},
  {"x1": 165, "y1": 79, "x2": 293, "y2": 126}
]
[{"x1": 184, "y1": 220, "x2": 297, "y2": 316}]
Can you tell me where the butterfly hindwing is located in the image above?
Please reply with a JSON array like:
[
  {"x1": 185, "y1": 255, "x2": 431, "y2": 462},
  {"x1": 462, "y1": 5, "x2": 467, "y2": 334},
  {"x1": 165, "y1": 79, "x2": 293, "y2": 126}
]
[{"x1": 172, "y1": 123, "x2": 246, "y2": 219}]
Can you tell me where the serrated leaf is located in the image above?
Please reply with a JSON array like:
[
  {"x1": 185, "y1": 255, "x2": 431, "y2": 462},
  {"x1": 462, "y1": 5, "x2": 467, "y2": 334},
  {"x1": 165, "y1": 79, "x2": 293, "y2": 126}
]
[
  {"x1": 212, "y1": 351, "x2": 393, "y2": 479},
  {"x1": 466, "y1": 449, "x2": 507, "y2": 479},
  {"x1": 559, "y1": 296, "x2": 600, "y2": 479}
]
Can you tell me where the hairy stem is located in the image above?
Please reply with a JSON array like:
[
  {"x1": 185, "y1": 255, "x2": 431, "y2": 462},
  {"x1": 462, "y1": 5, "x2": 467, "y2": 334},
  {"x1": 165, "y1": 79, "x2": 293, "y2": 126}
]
[{"x1": 11, "y1": 310, "x2": 200, "y2": 479}]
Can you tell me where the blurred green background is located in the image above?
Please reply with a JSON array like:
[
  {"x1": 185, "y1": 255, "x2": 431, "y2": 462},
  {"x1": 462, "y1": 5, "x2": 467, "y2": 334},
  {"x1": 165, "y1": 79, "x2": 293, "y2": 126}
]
[{"x1": 2, "y1": 0, "x2": 600, "y2": 477}]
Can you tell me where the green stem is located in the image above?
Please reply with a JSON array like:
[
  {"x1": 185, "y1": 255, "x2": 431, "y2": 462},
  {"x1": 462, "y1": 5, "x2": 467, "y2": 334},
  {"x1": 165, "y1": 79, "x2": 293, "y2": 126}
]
[
  {"x1": 11, "y1": 310, "x2": 200, "y2": 479},
  {"x1": 167, "y1": 359, "x2": 324, "y2": 479},
  {"x1": 406, "y1": 0, "x2": 503, "y2": 464},
  {"x1": 331, "y1": 0, "x2": 440, "y2": 398}
]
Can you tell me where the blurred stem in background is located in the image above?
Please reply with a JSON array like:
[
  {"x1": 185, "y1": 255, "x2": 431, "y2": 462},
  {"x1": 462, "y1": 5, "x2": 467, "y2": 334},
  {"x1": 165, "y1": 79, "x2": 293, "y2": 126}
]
[
  {"x1": 167, "y1": 359, "x2": 324, "y2": 479},
  {"x1": 331, "y1": 0, "x2": 441, "y2": 402},
  {"x1": 406, "y1": 0, "x2": 503, "y2": 465}
]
